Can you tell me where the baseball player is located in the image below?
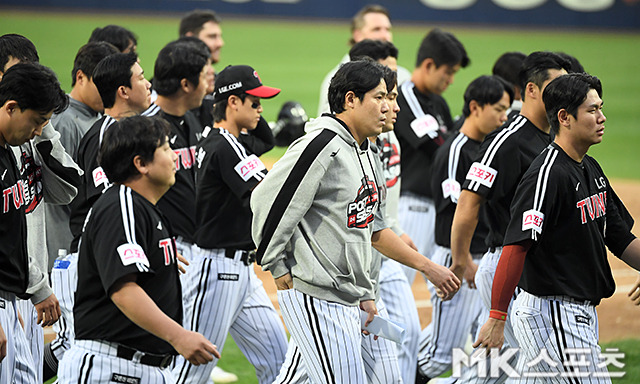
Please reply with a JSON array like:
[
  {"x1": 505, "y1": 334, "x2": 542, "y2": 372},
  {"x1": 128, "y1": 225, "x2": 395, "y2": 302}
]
[
  {"x1": 58, "y1": 115, "x2": 220, "y2": 383},
  {"x1": 317, "y1": 4, "x2": 411, "y2": 116},
  {"x1": 0, "y1": 61, "x2": 67, "y2": 383},
  {"x1": 172, "y1": 65, "x2": 288, "y2": 384},
  {"x1": 45, "y1": 52, "x2": 153, "y2": 380},
  {"x1": 416, "y1": 75, "x2": 513, "y2": 383},
  {"x1": 252, "y1": 60, "x2": 459, "y2": 384},
  {"x1": 449, "y1": 51, "x2": 570, "y2": 383},
  {"x1": 492, "y1": 52, "x2": 526, "y2": 121},
  {"x1": 394, "y1": 28, "x2": 469, "y2": 284},
  {"x1": 474, "y1": 72, "x2": 640, "y2": 382}
]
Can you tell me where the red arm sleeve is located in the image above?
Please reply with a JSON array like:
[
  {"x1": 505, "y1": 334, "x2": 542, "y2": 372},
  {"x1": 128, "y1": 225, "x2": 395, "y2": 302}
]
[{"x1": 490, "y1": 241, "x2": 532, "y2": 318}]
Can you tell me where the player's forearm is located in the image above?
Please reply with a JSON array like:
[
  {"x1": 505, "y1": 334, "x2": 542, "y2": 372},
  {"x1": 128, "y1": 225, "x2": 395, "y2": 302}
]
[
  {"x1": 110, "y1": 281, "x2": 185, "y2": 346},
  {"x1": 621, "y1": 238, "x2": 640, "y2": 271},
  {"x1": 490, "y1": 242, "x2": 529, "y2": 316},
  {"x1": 371, "y1": 227, "x2": 431, "y2": 273},
  {"x1": 450, "y1": 190, "x2": 483, "y2": 268}
]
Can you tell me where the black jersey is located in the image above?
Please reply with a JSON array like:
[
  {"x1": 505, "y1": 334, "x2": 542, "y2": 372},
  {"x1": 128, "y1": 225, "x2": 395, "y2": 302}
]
[
  {"x1": 504, "y1": 143, "x2": 636, "y2": 303},
  {"x1": 69, "y1": 115, "x2": 117, "y2": 253},
  {"x1": 0, "y1": 146, "x2": 29, "y2": 295},
  {"x1": 74, "y1": 185, "x2": 182, "y2": 354},
  {"x1": 194, "y1": 127, "x2": 267, "y2": 250},
  {"x1": 431, "y1": 132, "x2": 489, "y2": 253},
  {"x1": 462, "y1": 115, "x2": 551, "y2": 248},
  {"x1": 146, "y1": 108, "x2": 202, "y2": 243},
  {"x1": 394, "y1": 81, "x2": 453, "y2": 198}
]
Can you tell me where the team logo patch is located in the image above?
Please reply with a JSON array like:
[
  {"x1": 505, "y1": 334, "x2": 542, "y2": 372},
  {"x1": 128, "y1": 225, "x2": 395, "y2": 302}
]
[
  {"x1": 117, "y1": 243, "x2": 150, "y2": 267},
  {"x1": 92, "y1": 166, "x2": 110, "y2": 188},
  {"x1": 441, "y1": 178, "x2": 461, "y2": 202},
  {"x1": 19, "y1": 150, "x2": 43, "y2": 214},
  {"x1": 234, "y1": 154, "x2": 266, "y2": 181},
  {"x1": 522, "y1": 209, "x2": 544, "y2": 234},
  {"x1": 347, "y1": 176, "x2": 378, "y2": 228},
  {"x1": 380, "y1": 137, "x2": 400, "y2": 187},
  {"x1": 218, "y1": 273, "x2": 240, "y2": 281},
  {"x1": 575, "y1": 314, "x2": 591, "y2": 325},
  {"x1": 111, "y1": 373, "x2": 141, "y2": 384},
  {"x1": 410, "y1": 114, "x2": 440, "y2": 139},
  {"x1": 466, "y1": 162, "x2": 498, "y2": 188}
]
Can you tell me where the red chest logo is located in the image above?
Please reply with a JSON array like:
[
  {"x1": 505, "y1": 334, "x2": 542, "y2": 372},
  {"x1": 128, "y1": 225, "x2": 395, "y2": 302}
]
[{"x1": 347, "y1": 176, "x2": 378, "y2": 228}]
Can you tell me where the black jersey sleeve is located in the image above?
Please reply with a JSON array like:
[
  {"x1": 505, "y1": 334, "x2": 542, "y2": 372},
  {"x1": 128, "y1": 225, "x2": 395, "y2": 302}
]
[
  {"x1": 603, "y1": 178, "x2": 636, "y2": 257},
  {"x1": 90, "y1": 188, "x2": 156, "y2": 294},
  {"x1": 217, "y1": 140, "x2": 267, "y2": 199}
]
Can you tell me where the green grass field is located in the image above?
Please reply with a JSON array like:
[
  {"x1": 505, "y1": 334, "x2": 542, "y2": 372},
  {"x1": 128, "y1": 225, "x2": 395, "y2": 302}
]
[{"x1": 4, "y1": 9, "x2": 639, "y2": 383}]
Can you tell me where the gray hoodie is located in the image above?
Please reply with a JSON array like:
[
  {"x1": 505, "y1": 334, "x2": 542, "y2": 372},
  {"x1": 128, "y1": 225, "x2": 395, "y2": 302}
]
[{"x1": 251, "y1": 115, "x2": 386, "y2": 306}]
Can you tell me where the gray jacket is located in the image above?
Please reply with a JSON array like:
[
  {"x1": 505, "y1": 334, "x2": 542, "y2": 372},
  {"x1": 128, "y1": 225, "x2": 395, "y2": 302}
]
[{"x1": 251, "y1": 115, "x2": 386, "y2": 306}]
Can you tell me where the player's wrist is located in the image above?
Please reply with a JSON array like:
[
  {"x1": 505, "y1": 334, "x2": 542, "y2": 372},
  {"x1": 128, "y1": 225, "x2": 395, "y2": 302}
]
[{"x1": 489, "y1": 309, "x2": 507, "y2": 321}]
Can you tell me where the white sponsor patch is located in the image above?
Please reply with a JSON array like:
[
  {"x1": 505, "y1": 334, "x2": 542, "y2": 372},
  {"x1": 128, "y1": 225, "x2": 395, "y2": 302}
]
[
  {"x1": 522, "y1": 209, "x2": 544, "y2": 234},
  {"x1": 441, "y1": 178, "x2": 461, "y2": 202},
  {"x1": 117, "y1": 243, "x2": 150, "y2": 267},
  {"x1": 410, "y1": 114, "x2": 440, "y2": 139},
  {"x1": 466, "y1": 162, "x2": 498, "y2": 188},
  {"x1": 92, "y1": 167, "x2": 109, "y2": 188},
  {"x1": 234, "y1": 154, "x2": 266, "y2": 181}
]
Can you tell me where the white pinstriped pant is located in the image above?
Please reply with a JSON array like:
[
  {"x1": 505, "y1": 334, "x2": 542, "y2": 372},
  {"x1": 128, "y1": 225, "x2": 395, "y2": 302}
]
[
  {"x1": 0, "y1": 291, "x2": 37, "y2": 384},
  {"x1": 379, "y1": 258, "x2": 420, "y2": 383},
  {"x1": 50, "y1": 251, "x2": 78, "y2": 361},
  {"x1": 418, "y1": 246, "x2": 484, "y2": 378},
  {"x1": 58, "y1": 340, "x2": 174, "y2": 384},
  {"x1": 511, "y1": 292, "x2": 611, "y2": 384},
  {"x1": 16, "y1": 298, "x2": 43, "y2": 384},
  {"x1": 274, "y1": 293, "x2": 402, "y2": 384},
  {"x1": 172, "y1": 248, "x2": 287, "y2": 384},
  {"x1": 397, "y1": 193, "x2": 436, "y2": 284}
]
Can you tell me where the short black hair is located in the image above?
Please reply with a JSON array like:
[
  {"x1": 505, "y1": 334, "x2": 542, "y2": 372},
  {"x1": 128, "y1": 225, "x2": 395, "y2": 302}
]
[
  {"x1": 212, "y1": 93, "x2": 248, "y2": 123},
  {"x1": 543, "y1": 73, "x2": 602, "y2": 136},
  {"x1": 349, "y1": 39, "x2": 398, "y2": 62},
  {"x1": 518, "y1": 51, "x2": 572, "y2": 100},
  {"x1": 0, "y1": 62, "x2": 68, "y2": 114},
  {"x1": 0, "y1": 34, "x2": 39, "y2": 71},
  {"x1": 556, "y1": 52, "x2": 585, "y2": 73},
  {"x1": 328, "y1": 60, "x2": 386, "y2": 114},
  {"x1": 416, "y1": 28, "x2": 469, "y2": 69},
  {"x1": 462, "y1": 75, "x2": 513, "y2": 118},
  {"x1": 382, "y1": 64, "x2": 397, "y2": 93},
  {"x1": 88, "y1": 25, "x2": 138, "y2": 53},
  {"x1": 71, "y1": 42, "x2": 119, "y2": 86},
  {"x1": 98, "y1": 115, "x2": 171, "y2": 184},
  {"x1": 179, "y1": 9, "x2": 222, "y2": 37},
  {"x1": 492, "y1": 51, "x2": 526, "y2": 92},
  {"x1": 153, "y1": 39, "x2": 209, "y2": 96},
  {"x1": 350, "y1": 4, "x2": 390, "y2": 45},
  {"x1": 92, "y1": 53, "x2": 138, "y2": 109},
  {"x1": 177, "y1": 35, "x2": 212, "y2": 58}
]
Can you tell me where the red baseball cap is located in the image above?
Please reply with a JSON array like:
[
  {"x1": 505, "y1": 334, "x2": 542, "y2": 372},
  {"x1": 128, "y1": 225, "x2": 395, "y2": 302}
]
[{"x1": 213, "y1": 65, "x2": 280, "y2": 103}]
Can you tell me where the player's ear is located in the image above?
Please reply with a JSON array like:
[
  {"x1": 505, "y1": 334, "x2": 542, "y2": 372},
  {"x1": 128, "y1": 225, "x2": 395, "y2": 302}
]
[
  {"x1": 469, "y1": 100, "x2": 479, "y2": 116},
  {"x1": 524, "y1": 82, "x2": 537, "y2": 101},
  {"x1": 2, "y1": 100, "x2": 19, "y2": 115},
  {"x1": 557, "y1": 109, "x2": 571, "y2": 128},
  {"x1": 344, "y1": 90, "x2": 356, "y2": 110},
  {"x1": 180, "y1": 78, "x2": 191, "y2": 93},
  {"x1": 422, "y1": 58, "x2": 436, "y2": 73},
  {"x1": 132, "y1": 154, "x2": 149, "y2": 176},
  {"x1": 117, "y1": 85, "x2": 128, "y2": 100},
  {"x1": 76, "y1": 70, "x2": 87, "y2": 86}
]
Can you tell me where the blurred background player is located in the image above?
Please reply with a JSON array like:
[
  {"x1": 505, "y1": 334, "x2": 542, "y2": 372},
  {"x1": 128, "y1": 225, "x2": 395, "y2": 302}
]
[
  {"x1": 394, "y1": 28, "x2": 469, "y2": 285},
  {"x1": 173, "y1": 65, "x2": 287, "y2": 384},
  {"x1": 58, "y1": 115, "x2": 220, "y2": 383},
  {"x1": 416, "y1": 75, "x2": 513, "y2": 383},
  {"x1": 44, "y1": 41, "x2": 119, "y2": 270},
  {"x1": 492, "y1": 51, "x2": 526, "y2": 120},
  {"x1": 1, "y1": 33, "x2": 81, "y2": 384},
  {"x1": 88, "y1": 24, "x2": 138, "y2": 53},
  {"x1": 474, "y1": 72, "x2": 640, "y2": 380},
  {"x1": 449, "y1": 51, "x2": 570, "y2": 383},
  {"x1": 317, "y1": 4, "x2": 411, "y2": 116},
  {"x1": 0, "y1": 61, "x2": 67, "y2": 384},
  {"x1": 179, "y1": 9, "x2": 224, "y2": 64}
]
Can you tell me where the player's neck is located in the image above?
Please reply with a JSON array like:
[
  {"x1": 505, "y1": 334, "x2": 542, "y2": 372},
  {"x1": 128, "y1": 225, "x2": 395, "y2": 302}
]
[
  {"x1": 459, "y1": 119, "x2": 484, "y2": 142},
  {"x1": 519, "y1": 103, "x2": 550, "y2": 134},
  {"x1": 123, "y1": 178, "x2": 168, "y2": 205},
  {"x1": 106, "y1": 104, "x2": 138, "y2": 121},
  {"x1": 214, "y1": 119, "x2": 241, "y2": 138},
  {"x1": 335, "y1": 112, "x2": 366, "y2": 145},
  {"x1": 554, "y1": 136, "x2": 589, "y2": 163},
  {"x1": 155, "y1": 96, "x2": 189, "y2": 117}
]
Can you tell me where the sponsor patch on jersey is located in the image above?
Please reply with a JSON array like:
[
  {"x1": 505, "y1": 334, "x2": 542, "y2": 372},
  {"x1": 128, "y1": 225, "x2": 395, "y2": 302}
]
[
  {"x1": 117, "y1": 243, "x2": 150, "y2": 267},
  {"x1": 218, "y1": 273, "x2": 240, "y2": 281},
  {"x1": 575, "y1": 314, "x2": 591, "y2": 325},
  {"x1": 111, "y1": 373, "x2": 141, "y2": 384},
  {"x1": 522, "y1": 209, "x2": 544, "y2": 234},
  {"x1": 53, "y1": 259, "x2": 71, "y2": 270},
  {"x1": 466, "y1": 162, "x2": 498, "y2": 188},
  {"x1": 441, "y1": 178, "x2": 461, "y2": 202},
  {"x1": 410, "y1": 114, "x2": 440, "y2": 139},
  {"x1": 92, "y1": 166, "x2": 109, "y2": 188},
  {"x1": 234, "y1": 154, "x2": 266, "y2": 181}
]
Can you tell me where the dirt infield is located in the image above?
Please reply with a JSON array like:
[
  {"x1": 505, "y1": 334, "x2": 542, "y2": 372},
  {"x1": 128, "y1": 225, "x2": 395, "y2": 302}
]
[{"x1": 255, "y1": 179, "x2": 640, "y2": 342}]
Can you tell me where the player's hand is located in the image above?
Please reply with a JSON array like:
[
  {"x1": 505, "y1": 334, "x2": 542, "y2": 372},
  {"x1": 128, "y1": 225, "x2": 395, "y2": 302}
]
[
  {"x1": 450, "y1": 252, "x2": 473, "y2": 284},
  {"x1": 173, "y1": 330, "x2": 220, "y2": 365},
  {"x1": 463, "y1": 260, "x2": 479, "y2": 289},
  {"x1": 399, "y1": 233, "x2": 418, "y2": 251},
  {"x1": 177, "y1": 252, "x2": 189, "y2": 274},
  {"x1": 0, "y1": 323, "x2": 6, "y2": 362},
  {"x1": 275, "y1": 273, "x2": 293, "y2": 290},
  {"x1": 360, "y1": 300, "x2": 378, "y2": 339},
  {"x1": 34, "y1": 293, "x2": 61, "y2": 327},
  {"x1": 473, "y1": 317, "x2": 505, "y2": 352},
  {"x1": 628, "y1": 274, "x2": 640, "y2": 305},
  {"x1": 424, "y1": 263, "x2": 460, "y2": 301}
]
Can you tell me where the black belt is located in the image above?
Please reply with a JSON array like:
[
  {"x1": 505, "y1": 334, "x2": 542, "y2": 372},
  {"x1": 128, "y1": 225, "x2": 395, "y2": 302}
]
[
  {"x1": 224, "y1": 249, "x2": 256, "y2": 266},
  {"x1": 116, "y1": 344, "x2": 173, "y2": 368}
]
